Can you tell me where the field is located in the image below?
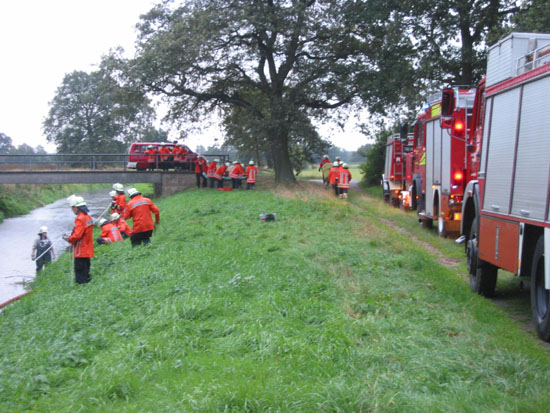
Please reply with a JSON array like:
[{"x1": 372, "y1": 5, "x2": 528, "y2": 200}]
[{"x1": 1, "y1": 181, "x2": 550, "y2": 411}]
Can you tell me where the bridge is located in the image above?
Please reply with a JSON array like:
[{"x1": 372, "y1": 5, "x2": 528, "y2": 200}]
[{"x1": 0, "y1": 153, "x2": 227, "y2": 196}]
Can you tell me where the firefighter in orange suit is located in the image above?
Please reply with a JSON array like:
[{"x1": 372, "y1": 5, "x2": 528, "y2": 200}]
[
  {"x1": 328, "y1": 161, "x2": 340, "y2": 197},
  {"x1": 124, "y1": 187, "x2": 160, "y2": 247},
  {"x1": 172, "y1": 144, "x2": 183, "y2": 170},
  {"x1": 337, "y1": 163, "x2": 352, "y2": 199},
  {"x1": 195, "y1": 155, "x2": 208, "y2": 188},
  {"x1": 215, "y1": 162, "x2": 229, "y2": 188},
  {"x1": 110, "y1": 212, "x2": 132, "y2": 239},
  {"x1": 319, "y1": 154, "x2": 331, "y2": 171},
  {"x1": 228, "y1": 161, "x2": 244, "y2": 189},
  {"x1": 111, "y1": 183, "x2": 127, "y2": 215},
  {"x1": 207, "y1": 159, "x2": 218, "y2": 188},
  {"x1": 245, "y1": 160, "x2": 258, "y2": 190},
  {"x1": 63, "y1": 195, "x2": 94, "y2": 284},
  {"x1": 96, "y1": 218, "x2": 123, "y2": 245},
  {"x1": 144, "y1": 145, "x2": 157, "y2": 171},
  {"x1": 159, "y1": 143, "x2": 171, "y2": 170}
]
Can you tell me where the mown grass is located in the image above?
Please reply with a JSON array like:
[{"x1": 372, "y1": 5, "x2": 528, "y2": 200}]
[{"x1": 1, "y1": 183, "x2": 550, "y2": 411}]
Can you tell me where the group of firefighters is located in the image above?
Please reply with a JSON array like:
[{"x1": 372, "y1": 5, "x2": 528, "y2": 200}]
[
  {"x1": 195, "y1": 158, "x2": 259, "y2": 190},
  {"x1": 319, "y1": 155, "x2": 353, "y2": 199},
  {"x1": 143, "y1": 143, "x2": 192, "y2": 171}
]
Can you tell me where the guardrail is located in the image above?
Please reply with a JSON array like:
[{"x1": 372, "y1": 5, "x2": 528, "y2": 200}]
[{"x1": 0, "y1": 153, "x2": 230, "y2": 172}]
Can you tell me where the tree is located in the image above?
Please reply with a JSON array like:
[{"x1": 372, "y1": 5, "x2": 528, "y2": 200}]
[
  {"x1": 127, "y1": 0, "x2": 415, "y2": 182},
  {"x1": 44, "y1": 69, "x2": 157, "y2": 153},
  {"x1": 0, "y1": 133, "x2": 14, "y2": 154},
  {"x1": 360, "y1": 129, "x2": 392, "y2": 187},
  {"x1": 513, "y1": 0, "x2": 550, "y2": 32},
  {"x1": 402, "y1": 0, "x2": 520, "y2": 86}
]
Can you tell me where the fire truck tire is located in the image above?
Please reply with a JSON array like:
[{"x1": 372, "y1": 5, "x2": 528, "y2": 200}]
[
  {"x1": 467, "y1": 219, "x2": 497, "y2": 296},
  {"x1": 411, "y1": 186, "x2": 417, "y2": 211},
  {"x1": 421, "y1": 217, "x2": 432, "y2": 229},
  {"x1": 530, "y1": 236, "x2": 550, "y2": 341}
]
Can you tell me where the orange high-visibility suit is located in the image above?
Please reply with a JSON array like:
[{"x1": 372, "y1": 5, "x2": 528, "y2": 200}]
[
  {"x1": 124, "y1": 195, "x2": 160, "y2": 233},
  {"x1": 99, "y1": 222, "x2": 123, "y2": 243},
  {"x1": 68, "y1": 212, "x2": 94, "y2": 258}
]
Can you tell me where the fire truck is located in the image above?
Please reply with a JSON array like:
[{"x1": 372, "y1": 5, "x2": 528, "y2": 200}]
[
  {"x1": 402, "y1": 88, "x2": 475, "y2": 237},
  {"x1": 457, "y1": 32, "x2": 550, "y2": 340},
  {"x1": 382, "y1": 132, "x2": 412, "y2": 206}
]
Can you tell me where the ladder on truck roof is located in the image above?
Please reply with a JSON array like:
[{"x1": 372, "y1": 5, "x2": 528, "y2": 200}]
[{"x1": 517, "y1": 42, "x2": 550, "y2": 74}]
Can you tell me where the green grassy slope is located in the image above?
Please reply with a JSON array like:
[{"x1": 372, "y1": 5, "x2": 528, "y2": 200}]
[{"x1": 1, "y1": 184, "x2": 549, "y2": 412}]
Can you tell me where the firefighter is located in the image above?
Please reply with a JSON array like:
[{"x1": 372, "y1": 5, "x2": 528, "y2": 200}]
[
  {"x1": 337, "y1": 163, "x2": 352, "y2": 199},
  {"x1": 215, "y1": 162, "x2": 229, "y2": 188},
  {"x1": 96, "y1": 218, "x2": 123, "y2": 245},
  {"x1": 207, "y1": 159, "x2": 218, "y2": 188},
  {"x1": 328, "y1": 161, "x2": 340, "y2": 197},
  {"x1": 319, "y1": 154, "x2": 331, "y2": 171},
  {"x1": 111, "y1": 183, "x2": 127, "y2": 215},
  {"x1": 159, "y1": 143, "x2": 172, "y2": 170},
  {"x1": 228, "y1": 160, "x2": 244, "y2": 189},
  {"x1": 124, "y1": 188, "x2": 160, "y2": 247},
  {"x1": 63, "y1": 195, "x2": 94, "y2": 284},
  {"x1": 172, "y1": 144, "x2": 183, "y2": 170},
  {"x1": 110, "y1": 212, "x2": 132, "y2": 239},
  {"x1": 144, "y1": 145, "x2": 157, "y2": 171},
  {"x1": 195, "y1": 155, "x2": 208, "y2": 188},
  {"x1": 245, "y1": 160, "x2": 258, "y2": 190},
  {"x1": 335, "y1": 156, "x2": 342, "y2": 166},
  {"x1": 31, "y1": 226, "x2": 55, "y2": 272}
]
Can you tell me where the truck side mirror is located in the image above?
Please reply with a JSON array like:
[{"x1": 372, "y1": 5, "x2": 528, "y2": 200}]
[{"x1": 441, "y1": 88, "x2": 455, "y2": 116}]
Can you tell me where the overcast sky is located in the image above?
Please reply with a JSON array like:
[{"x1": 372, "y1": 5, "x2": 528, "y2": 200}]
[{"x1": 0, "y1": 1, "x2": 368, "y2": 153}]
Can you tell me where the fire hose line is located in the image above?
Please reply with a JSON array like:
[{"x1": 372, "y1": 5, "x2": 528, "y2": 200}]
[{"x1": 0, "y1": 291, "x2": 33, "y2": 309}]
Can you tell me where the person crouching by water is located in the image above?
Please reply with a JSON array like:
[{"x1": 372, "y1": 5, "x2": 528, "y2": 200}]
[
  {"x1": 110, "y1": 212, "x2": 132, "y2": 239},
  {"x1": 96, "y1": 218, "x2": 123, "y2": 245},
  {"x1": 63, "y1": 196, "x2": 94, "y2": 284},
  {"x1": 32, "y1": 226, "x2": 55, "y2": 272},
  {"x1": 124, "y1": 188, "x2": 160, "y2": 247}
]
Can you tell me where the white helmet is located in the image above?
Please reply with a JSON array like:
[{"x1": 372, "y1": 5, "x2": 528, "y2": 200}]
[
  {"x1": 110, "y1": 212, "x2": 120, "y2": 220},
  {"x1": 323, "y1": 154, "x2": 329, "y2": 158},
  {"x1": 109, "y1": 190, "x2": 117, "y2": 197},
  {"x1": 127, "y1": 188, "x2": 139, "y2": 197},
  {"x1": 113, "y1": 183, "x2": 124, "y2": 191},
  {"x1": 214, "y1": 159, "x2": 220, "y2": 163},
  {"x1": 38, "y1": 226, "x2": 48, "y2": 234},
  {"x1": 233, "y1": 161, "x2": 238, "y2": 164},
  {"x1": 343, "y1": 163, "x2": 349, "y2": 169},
  {"x1": 97, "y1": 218, "x2": 107, "y2": 227},
  {"x1": 69, "y1": 196, "x2": 86, "y2": 207},
  {"x1": 225, "y1": 162, "x2": 230, "y2": 167},
  {"x1": 333, "y1": 161, "x2": 339, "y2": 167},
  {"x1": 249, "y1": 160, "x2": 255, "y2": 165}
]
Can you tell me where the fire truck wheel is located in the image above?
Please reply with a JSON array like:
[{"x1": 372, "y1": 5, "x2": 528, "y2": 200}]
[
  {"x1": 421, "y1": 217, "x2": 432, "y2": 229},
  {"x1": 468, "y1": 219, "x2": 497, "y2": 296},
  {"x1": 530, "y1": 236, "x2": 550, "y2": 341}
]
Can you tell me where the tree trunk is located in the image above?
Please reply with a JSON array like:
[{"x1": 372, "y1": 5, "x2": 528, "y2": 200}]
[{"x1": 270, "y1": 130, "x2": 295, "y2": 183}]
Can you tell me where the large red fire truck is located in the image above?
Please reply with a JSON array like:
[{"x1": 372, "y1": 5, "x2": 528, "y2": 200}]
[
  {"x1": 382, "y1": 133, "x2": 412, "y2": 206},
  {"x1": 456, "y1": 32, "x2": 550, "y2": 340},
  {"x1": 402, "y1": 88, "x2": 475, "y2": 237}
]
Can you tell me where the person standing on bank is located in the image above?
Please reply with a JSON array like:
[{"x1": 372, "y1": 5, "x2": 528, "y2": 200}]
[
  {"x1": 195, "y1": 155, "x2": 208, "y2": 188},
  {"x1": 245, "y1": 160, "x2": 258, "y2": 190},
  {"x1": 124, "y1": 188, "x2": 160, "y2": 247},
  {"x1": 31, "y1": 226, "x2": 55, "y2": 272},
  {"x1": 63, "y1": 196, "x2": 94, "y2": 284}
]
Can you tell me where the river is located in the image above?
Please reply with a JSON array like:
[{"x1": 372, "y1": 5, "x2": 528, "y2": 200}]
[{"x1": 0, "y1": 189, "x2": 112, "y2": 305}]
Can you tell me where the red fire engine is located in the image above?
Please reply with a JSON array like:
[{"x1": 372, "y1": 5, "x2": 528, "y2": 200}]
[
  {"x1": 382, "y1": 132, "x2": 412, "y2": 206},
  {"x1": 457, "y1": 32, "x2": 550, "y2": 340},
  {"x1": 402, "y1": 88, "x2": 475, "y2": 237}
]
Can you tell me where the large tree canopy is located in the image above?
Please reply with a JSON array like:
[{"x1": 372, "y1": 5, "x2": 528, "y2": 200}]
[
  {"x1": 43, "y1": 69, "x2": 158, "y2": 153},
  {"x1": 127, "y1": 0, "x2": 415, "y2": 182}
]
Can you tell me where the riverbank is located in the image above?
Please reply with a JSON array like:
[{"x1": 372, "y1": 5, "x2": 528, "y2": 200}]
[
  {"x1": 0, "y1": 183, "x2": 109, "y2": 223},
  {"x1": 2, "y1": 183, "x2": 550, "y2": 411}
]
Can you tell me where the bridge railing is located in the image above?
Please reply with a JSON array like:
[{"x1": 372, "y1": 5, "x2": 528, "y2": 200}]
[
  {"x1": 0, "y1": 153, "x2": 232, "y2": 172},
  {"x1": 0, "y1": 154, "x2": 129, "y2": 171}
]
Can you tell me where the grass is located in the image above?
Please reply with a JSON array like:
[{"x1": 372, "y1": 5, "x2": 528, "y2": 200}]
[{"x1": 1, "y1": 182, "x2": 550, "y2": 411}]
